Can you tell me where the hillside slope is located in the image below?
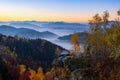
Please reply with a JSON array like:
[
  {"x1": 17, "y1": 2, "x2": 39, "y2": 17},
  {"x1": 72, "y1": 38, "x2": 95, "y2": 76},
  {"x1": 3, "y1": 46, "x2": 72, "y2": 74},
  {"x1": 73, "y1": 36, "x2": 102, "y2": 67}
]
[{"x1": 0, "y1": 34, "x2": 65, "y2": 71}]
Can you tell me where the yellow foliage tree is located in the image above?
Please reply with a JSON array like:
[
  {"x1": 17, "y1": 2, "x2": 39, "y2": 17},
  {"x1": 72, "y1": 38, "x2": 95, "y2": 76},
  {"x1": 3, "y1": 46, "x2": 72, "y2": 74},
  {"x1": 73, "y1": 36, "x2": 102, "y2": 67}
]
[
  {"x1": 29, "y1": 69, "x2": 36, "y2": 80},
  {"x1": 19, "y1": 65, "x2": 26, "y2": 75},
  {"x1": 84, "y1": 10, "x2": 120, "y2": 58},
  {"x1": 45, "y1": 71, "x2": 53, "y2": 80},
  {"x1": 28, "y1": 67, "x2": 45, "y2": 80},
  {"x1": 35, "y1": 67, "x2": 45, "y2": 80}
]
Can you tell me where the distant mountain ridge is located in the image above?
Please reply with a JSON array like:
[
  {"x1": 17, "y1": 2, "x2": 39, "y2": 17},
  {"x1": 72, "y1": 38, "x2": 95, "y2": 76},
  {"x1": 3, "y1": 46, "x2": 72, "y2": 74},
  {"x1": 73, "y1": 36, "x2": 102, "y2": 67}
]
[
  {"x1": 0, "y1": 25, "x2": 58, "y2": 39},
  {"x1": 0, "y1": 21, "x2": 90, "y2": 37},
  {"x1": 9, "y1": 21, "x2": 40, "y2": 28},
  {"x1": 0, "y1": 21, "x2": 89, "y2": 30},
  {"x1": 58, "y1": 32, "x2": 86, "y2": 44},
  {"x1": 41, "y1": 22, "x2": 89, "y2": 30}
]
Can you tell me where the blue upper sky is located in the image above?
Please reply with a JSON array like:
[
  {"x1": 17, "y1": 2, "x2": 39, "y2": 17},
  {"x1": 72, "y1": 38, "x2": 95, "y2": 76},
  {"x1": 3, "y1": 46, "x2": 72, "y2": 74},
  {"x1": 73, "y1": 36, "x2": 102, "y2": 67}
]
[{"x1": 0, "y1": 0, "x2": 120, "y2": 22}]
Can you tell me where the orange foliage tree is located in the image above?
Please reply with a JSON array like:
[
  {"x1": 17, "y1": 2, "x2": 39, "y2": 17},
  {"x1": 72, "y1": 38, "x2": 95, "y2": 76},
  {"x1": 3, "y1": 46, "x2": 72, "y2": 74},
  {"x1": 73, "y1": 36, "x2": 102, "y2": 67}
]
[{"x1": 71, "y1": 33, "x2": 80, "y2": 55}]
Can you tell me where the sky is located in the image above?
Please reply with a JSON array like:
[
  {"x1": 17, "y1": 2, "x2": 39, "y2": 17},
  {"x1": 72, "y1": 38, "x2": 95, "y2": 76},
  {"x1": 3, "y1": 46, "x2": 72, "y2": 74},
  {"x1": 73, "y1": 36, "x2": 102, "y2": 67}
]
[{"x1": 0, "y1": 0, "x2": 120, "y2": 22}]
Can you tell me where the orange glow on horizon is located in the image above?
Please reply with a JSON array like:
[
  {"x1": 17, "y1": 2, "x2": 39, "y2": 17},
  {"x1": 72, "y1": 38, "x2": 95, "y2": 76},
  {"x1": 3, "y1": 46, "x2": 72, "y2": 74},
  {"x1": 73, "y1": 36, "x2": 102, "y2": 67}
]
[
  {"x1": 0, "y1": 4, "x2": 117, "y2": 23},
  {"x1": 0, "y1": 14, "x2": 116, "y2": 23}
]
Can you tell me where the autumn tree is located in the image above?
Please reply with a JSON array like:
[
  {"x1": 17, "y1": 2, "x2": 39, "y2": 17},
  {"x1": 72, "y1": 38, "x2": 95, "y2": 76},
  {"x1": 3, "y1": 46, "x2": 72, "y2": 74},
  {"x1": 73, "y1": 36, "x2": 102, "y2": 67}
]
[
  {"x1": 84, "y1": 13, "x2": 103, "y2": 57},
  {"x1": 117, "y1": 9, "x2": 120, "y2": 22},
  {"x1": 28, "y1": 69, "x2": 36, "y2": 80},
  {"x1": 55, "y1": 47, "x2": 61, "y2": 56},
  {"x1": 102, "y1": 10, "x2": 109, "y2": 29},
  {"x1": 35, "y1": 67, "x2": 45, "y2": 80},
  {"x1": 28, "y1": 67, "x2": 45, "y2": 80},
  {"x1": 45, "y1": 71, "x2": 53, "y2": 80},
  {"x1": 84, "y1": 11, "x2": 110, "y2": 57},
  {"x1": 19, "y1": 64, "x2": 26, "y2": 75},
  {"x1": 84, "y1": 10, "x2": 120, "y2": 59},
  {"x1": 71, "y1": 33, "x2": 80, "y2": 55},
  {"x1": 108, "y1": 24, "x2": 120, "y2": 59},
  {"x1": 19, "y1": 64, "x2": 30, "y2": 80}
]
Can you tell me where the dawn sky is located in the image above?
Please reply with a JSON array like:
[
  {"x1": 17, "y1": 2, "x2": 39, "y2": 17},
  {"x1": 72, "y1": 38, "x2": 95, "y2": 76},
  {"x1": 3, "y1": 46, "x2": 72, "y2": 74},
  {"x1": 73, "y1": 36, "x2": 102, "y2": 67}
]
[{"x1": 0, "y1": 0, "x2": 120, "y2": 22}]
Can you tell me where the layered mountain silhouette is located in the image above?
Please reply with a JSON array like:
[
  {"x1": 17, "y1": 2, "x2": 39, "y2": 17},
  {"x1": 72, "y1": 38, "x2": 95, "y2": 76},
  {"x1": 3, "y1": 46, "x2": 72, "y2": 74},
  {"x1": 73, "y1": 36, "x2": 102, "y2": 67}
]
[{"x1": 0, "y1": 25, "x2": 58, "y2": 39}]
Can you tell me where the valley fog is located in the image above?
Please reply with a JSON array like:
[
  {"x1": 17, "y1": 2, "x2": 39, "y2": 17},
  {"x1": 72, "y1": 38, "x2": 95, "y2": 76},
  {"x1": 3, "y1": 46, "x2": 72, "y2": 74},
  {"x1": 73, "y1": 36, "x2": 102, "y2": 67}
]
[{"x1": 0, "y1": 21, "x2": 89, "y2": 51}]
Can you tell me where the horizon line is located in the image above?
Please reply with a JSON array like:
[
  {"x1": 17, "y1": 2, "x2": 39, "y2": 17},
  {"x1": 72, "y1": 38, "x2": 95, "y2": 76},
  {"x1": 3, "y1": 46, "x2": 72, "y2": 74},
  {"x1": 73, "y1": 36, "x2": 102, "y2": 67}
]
[
  {"x1": 0, "y1": 20, "x2": 88, "y2": 23},
  {"x1": 0, "y1": 19, "x2": 115, "y2": 23}
]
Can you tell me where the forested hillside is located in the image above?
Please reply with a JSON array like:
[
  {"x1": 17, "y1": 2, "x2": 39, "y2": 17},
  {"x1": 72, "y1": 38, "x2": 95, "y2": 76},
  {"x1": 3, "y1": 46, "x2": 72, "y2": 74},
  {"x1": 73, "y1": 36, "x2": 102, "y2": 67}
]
[{"x1": 0, "y1": 34, "x2": 65, "y2": 71}]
